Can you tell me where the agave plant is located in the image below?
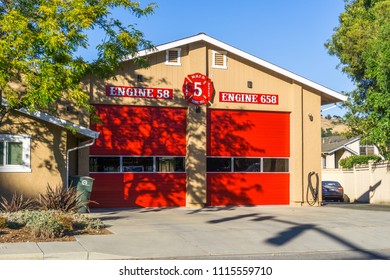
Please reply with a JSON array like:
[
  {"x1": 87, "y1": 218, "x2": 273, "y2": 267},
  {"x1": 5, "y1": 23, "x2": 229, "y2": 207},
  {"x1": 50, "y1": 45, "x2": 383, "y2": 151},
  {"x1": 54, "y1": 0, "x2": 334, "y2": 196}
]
[
  {"x1": 0, "y1": 193, "x2": 36, "y2": 212},
  {"x1": 37, "y1": 184, "x2": 82, "y2": 213}
]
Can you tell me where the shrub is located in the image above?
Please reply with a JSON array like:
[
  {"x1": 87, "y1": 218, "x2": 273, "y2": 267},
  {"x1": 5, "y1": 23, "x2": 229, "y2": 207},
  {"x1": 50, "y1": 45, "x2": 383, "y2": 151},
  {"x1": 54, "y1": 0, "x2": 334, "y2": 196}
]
[
  {"x1": 0, "y1": 216, "x2": 7, "y2": 228},
  {"x1": 339, "y1": 155, "x2": 382, "y2": 169},
  {"x1": 55, "y1": 214, "x2": 74, "y2": 232},
  {"x1": 18, "y1": 210, "x2": 66, "y2": 238},
  {"x1": 0, "y1": 193, "x2": 36, "y2": 212},
  {"x1": 37, "y1": 184, "x2": 81, "y2": 213},
  {"x1": 71, "y1": 213, "x2": 105, "y2": 230}
]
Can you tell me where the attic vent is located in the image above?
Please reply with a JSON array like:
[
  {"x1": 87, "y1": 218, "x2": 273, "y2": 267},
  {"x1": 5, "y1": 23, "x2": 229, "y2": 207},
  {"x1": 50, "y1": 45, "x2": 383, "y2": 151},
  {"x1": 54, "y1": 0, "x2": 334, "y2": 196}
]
[
  {"x1": 165, "y1": 48, "x2": 181, "y2": 65},
  {"x1": 212, "y1": 50, "x2": 227, "y2": 69}
]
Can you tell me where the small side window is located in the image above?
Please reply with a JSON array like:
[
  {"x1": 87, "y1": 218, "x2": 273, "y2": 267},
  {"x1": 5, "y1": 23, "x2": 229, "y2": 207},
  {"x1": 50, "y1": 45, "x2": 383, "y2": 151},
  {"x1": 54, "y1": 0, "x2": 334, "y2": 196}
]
[
  {"x1": 165, "y1": 48, "x2": 181, "y2": 66},
  {"x1": 212, "y1": 50, "x2": 227, "y2": 69},
  {"x1": 0, "y1": 134, "x2": 31, "y2": 172}
]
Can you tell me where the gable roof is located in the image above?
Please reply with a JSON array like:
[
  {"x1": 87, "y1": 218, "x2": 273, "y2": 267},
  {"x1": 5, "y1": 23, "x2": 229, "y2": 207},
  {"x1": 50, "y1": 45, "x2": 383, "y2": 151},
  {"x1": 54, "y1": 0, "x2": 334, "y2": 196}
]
[
  {"x1": 1, "y1": 99, "x2": 99, "y2": 139},
  {"x1": 322, "y1": 135, "x2": 360, "y2": 154},
  {"x1": 131, "y1": 33, "x2": 347, "y2": 105}
]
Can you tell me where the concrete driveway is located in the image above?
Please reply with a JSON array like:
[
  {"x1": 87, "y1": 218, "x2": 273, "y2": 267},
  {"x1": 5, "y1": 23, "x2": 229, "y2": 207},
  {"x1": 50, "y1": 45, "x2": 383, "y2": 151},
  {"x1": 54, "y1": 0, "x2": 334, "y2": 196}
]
[
  {"x1": 1, "y1": 204, "x2": 390, "y2": 260},
  {"x1": 79, "y1": 204, "x2": 390, "y2": 260}
]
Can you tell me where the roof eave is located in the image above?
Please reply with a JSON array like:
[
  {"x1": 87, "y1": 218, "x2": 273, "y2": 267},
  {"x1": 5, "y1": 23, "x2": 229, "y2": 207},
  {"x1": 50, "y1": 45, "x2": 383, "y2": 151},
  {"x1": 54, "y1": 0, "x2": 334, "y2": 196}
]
[{"x1": 1, "y1": 99, "x2": 100, "y2": 139}]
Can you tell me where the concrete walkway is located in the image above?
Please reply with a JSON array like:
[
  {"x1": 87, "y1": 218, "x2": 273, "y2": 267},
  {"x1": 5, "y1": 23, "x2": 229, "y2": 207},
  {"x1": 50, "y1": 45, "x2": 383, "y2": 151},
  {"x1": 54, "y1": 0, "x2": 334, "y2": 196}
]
[{"x1": 1, "y1": 204, "x2": 390, "y2": 260}]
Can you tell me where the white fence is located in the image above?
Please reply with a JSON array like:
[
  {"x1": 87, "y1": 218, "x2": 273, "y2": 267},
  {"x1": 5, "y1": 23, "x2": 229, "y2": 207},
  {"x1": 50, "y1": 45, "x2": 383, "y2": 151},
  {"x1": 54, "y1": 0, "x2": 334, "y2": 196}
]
[{"x1": 322, "y1": 161, "x2": 390, "y2": 204}]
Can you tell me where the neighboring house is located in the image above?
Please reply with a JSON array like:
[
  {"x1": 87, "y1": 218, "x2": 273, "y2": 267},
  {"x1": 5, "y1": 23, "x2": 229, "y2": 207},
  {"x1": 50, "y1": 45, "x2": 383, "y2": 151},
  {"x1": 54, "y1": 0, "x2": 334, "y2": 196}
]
[
  {"x1": 321, "y1": 135, "x2": 380, "y2": 169},
  {"x1": 0, "y1": 100, "x2": 99, "y2": 200}
]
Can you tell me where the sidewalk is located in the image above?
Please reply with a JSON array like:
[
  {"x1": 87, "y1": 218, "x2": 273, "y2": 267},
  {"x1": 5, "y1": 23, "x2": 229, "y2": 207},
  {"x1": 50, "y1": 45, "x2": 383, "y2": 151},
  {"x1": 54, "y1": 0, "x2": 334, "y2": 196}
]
[{"x1": 1, "y1": 204, "x2": 390, "y2": 260}]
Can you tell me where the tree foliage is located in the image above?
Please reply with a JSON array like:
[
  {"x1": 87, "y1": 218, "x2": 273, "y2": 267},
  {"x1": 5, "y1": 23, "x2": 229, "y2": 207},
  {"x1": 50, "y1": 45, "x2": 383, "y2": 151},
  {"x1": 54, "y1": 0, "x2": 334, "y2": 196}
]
[
  {"x1": 326, "y1": 0, "x2": 390, "y2": 158},
  {"x1": 0, "y1": 0, "x2": 156, "y2": 115}
]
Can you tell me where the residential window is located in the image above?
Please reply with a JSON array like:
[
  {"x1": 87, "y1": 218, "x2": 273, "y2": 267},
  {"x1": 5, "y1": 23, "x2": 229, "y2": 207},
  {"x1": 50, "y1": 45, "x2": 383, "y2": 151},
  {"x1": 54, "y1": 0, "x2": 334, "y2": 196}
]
[
  {"x1": 89, "y1": 156, "x2": 186, "y2": 173},
  {"x1": 360, "y1": 145, "x2": 375, "y2": 155},
  {"x1": 165, "y1": 48, "x2": 181, "y2": 65},
  {"x1": 0, "y1": 134, "x2": 31, "y2": 173},
  {"x1": 212, "y1": 50, "x2": 227, "y2": 69}
]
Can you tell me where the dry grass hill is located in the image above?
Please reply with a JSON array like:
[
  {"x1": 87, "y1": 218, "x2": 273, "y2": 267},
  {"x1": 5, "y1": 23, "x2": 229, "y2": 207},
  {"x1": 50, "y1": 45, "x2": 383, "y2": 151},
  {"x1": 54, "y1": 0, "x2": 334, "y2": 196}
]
[{"x1": 321, "y1": 116, "x2": 348, "y2": 135}]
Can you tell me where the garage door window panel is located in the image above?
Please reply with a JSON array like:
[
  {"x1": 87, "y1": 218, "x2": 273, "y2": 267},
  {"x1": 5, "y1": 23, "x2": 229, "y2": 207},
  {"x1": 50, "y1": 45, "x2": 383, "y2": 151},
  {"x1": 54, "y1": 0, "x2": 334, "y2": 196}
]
[
  {"x1": 157, "y1": 157, "x2": 185, "y2": 172},
  {"x1": 263, "y1": 158, "x2": 289, "y2": 172},
  {"x1": 123, "y1": 157, "x2": 154, "y2": 172},
  {"x1": 234, "y1": 158, "x2": 261, "y2": 172},
  {"x1": 89, "y1": 157, "x2": 120, "y2": 172},
  {"x1": 207, "y1": 157, "x2": 232, "y2": 172},
  {"x1": 90, "y1": 156, "x2": 186, "y2": 173}
]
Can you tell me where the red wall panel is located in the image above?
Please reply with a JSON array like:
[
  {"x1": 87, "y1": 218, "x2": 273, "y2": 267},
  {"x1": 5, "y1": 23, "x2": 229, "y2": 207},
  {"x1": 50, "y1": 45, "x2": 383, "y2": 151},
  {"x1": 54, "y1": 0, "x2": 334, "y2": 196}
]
[
  {"x1": 207, "y1": 173, "x2": 290, "y2": 206},
  {"x1": 90, "y1": 173, "x2": 186, "y2": 208},
  {"x1": 207, "y1": 110, "x2": 290, "y2": 157},
  {"x1": 91, "y1": 105, "x2": 186, "y2": 156}
]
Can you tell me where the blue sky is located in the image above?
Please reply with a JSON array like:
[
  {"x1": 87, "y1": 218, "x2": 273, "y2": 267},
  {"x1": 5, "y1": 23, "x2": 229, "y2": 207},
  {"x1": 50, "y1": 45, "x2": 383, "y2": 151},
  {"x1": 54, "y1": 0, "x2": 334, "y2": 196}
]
[{"x1": 84, "y1": 0, "x2": 354, "y2": 116}]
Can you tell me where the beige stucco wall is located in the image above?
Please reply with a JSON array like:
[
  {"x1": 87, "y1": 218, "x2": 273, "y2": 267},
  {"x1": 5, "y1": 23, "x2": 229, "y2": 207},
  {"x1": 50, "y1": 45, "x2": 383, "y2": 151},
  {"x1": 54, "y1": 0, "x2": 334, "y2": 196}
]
[
  {"x1": 346, "y1": 140, "x2": 360, "y2": 154},
  {"x1": 301, "y1": 88, "x2": 322, "y2": 205},
  {"x1": 86, "y1": 40, "x2": 326, "y2": 207},
  {"x1": 0, "y1": 111, "x2": 69, "y2": 199}
]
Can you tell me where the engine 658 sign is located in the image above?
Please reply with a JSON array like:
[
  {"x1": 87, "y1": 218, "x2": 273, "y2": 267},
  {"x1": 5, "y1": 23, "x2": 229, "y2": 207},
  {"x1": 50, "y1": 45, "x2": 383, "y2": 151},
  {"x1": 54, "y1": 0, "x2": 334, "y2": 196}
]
[{"x1": 182, "y1": 73, "x2": 214, "y2": 105}]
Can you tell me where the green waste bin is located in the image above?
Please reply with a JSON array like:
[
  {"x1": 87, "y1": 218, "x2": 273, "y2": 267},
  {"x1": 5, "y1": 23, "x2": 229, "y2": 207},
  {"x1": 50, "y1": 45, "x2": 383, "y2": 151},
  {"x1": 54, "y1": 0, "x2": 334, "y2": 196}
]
[{"x1": 69, "y1": 176, "x2": 94, "y2": 213}]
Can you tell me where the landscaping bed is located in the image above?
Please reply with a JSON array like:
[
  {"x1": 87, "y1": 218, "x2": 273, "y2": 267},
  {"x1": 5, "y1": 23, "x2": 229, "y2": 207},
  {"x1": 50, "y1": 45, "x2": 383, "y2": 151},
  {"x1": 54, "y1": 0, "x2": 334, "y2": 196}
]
[
  {"x1": 0, "y1": 185, "x2": 110, "y2": 243},
  {"x1": 0, "y1": 210, "x2": 110, "y2": 243}
]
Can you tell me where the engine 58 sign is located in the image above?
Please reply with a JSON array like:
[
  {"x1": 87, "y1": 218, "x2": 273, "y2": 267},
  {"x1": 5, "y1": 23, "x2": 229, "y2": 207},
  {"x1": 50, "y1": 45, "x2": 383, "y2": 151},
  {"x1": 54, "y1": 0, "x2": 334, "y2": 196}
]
[
  {"x1": 106, "y1": 85, "x2": 173, "y2": 99},
  {"x1": 182, "y1": 73, "x2": 214, "y2": 105}
]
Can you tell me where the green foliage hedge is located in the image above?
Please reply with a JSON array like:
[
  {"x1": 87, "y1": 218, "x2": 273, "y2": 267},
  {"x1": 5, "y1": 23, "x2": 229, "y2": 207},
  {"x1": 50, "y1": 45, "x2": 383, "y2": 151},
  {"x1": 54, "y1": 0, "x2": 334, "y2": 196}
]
[{"x1": 339, "y1": 155, "x2": 381, "y2": 169}]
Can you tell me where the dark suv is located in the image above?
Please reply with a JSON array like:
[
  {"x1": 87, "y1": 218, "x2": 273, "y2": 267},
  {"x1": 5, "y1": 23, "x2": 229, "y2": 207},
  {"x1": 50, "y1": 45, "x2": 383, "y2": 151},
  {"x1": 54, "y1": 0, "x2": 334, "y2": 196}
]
[{"x1": 322, "y1": 181, "x2": 344, "y2": 202}]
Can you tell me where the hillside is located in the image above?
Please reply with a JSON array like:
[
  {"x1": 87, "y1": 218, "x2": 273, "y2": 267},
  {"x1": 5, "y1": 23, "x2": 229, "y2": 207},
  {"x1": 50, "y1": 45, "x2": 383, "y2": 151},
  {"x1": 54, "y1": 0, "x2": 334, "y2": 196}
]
[{"x1": 321, "y1": 117, "x2": 348, "y2": 135}]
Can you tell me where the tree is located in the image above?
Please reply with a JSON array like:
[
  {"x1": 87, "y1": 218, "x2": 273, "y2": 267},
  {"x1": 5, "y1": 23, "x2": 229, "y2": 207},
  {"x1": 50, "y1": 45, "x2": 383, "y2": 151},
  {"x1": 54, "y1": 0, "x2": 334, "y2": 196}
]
[
  {"x1": 0, "y1": 0, "x2": 156, "y2": 117},
  {"x1": 326, "y1": 0, "x2": 390, "y2": 158}
]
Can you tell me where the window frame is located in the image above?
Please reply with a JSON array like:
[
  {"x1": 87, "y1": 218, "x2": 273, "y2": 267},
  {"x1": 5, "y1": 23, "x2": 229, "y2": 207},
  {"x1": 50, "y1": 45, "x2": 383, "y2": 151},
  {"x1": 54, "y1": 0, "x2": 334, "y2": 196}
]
[
  {"x1": 165, "y1": 48, "x2": 181, "y2": 66},
  {"x1": 89, "y1": 155, "x2": 186, "y2": 173},
  {"x1": 207, "y1": 156, "x2": 289, "y2": 173},
  {"x1": 0, "y1": 134, "x2": 31, "y2": 173},
  {"x1": 212, "y1": 50, "x2": 227, "y2": 69}
]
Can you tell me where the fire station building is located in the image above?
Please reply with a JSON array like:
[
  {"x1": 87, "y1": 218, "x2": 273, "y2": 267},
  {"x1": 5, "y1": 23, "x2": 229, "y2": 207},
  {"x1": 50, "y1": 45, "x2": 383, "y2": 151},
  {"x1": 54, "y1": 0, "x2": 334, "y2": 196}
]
[{"x1": 86, "y1": 33, "x2": 346, "y2": 208}]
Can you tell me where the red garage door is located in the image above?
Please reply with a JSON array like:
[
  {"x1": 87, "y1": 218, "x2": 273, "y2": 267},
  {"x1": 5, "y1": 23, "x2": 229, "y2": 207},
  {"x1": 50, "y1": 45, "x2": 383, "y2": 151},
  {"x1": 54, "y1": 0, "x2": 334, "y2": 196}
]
[
  {"x1": 89, "y1": 105, "x2": 187, "y2": 208},
  {"x1": 207, "y1": 110, "x2": 290, "y2": 206}
]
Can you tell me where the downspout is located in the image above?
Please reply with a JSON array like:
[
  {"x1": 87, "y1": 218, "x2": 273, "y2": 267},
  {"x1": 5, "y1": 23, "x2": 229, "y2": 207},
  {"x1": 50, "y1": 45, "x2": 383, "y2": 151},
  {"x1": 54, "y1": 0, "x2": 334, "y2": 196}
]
[{"x1": 66, "y1": 139, "x2": 95, "y2": 190}]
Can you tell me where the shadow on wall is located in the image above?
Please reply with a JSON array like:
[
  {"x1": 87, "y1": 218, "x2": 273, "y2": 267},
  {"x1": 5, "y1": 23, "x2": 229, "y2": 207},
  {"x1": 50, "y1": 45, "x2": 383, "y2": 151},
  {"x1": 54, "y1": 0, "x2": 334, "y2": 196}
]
[
  {"x1": 354, "y1": 180, "x2": 382, "y2": 203},
  {"x1": 89, "y1": 105, "x2": 187, "y2": 208},
  {"x1": 206, "y1": 110, "x2": 290, "y2": 207},
  {"x1": 89, "y1": 107, "x2": 289, "y2": 207}
]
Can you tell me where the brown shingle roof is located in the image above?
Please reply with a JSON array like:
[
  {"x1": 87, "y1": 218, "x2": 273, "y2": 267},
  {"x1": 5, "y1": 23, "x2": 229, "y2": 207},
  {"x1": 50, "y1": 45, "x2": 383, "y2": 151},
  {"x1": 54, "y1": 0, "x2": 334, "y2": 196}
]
[{"x1": 322, "y1": 135, "x2": 360, "y2": 154}]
